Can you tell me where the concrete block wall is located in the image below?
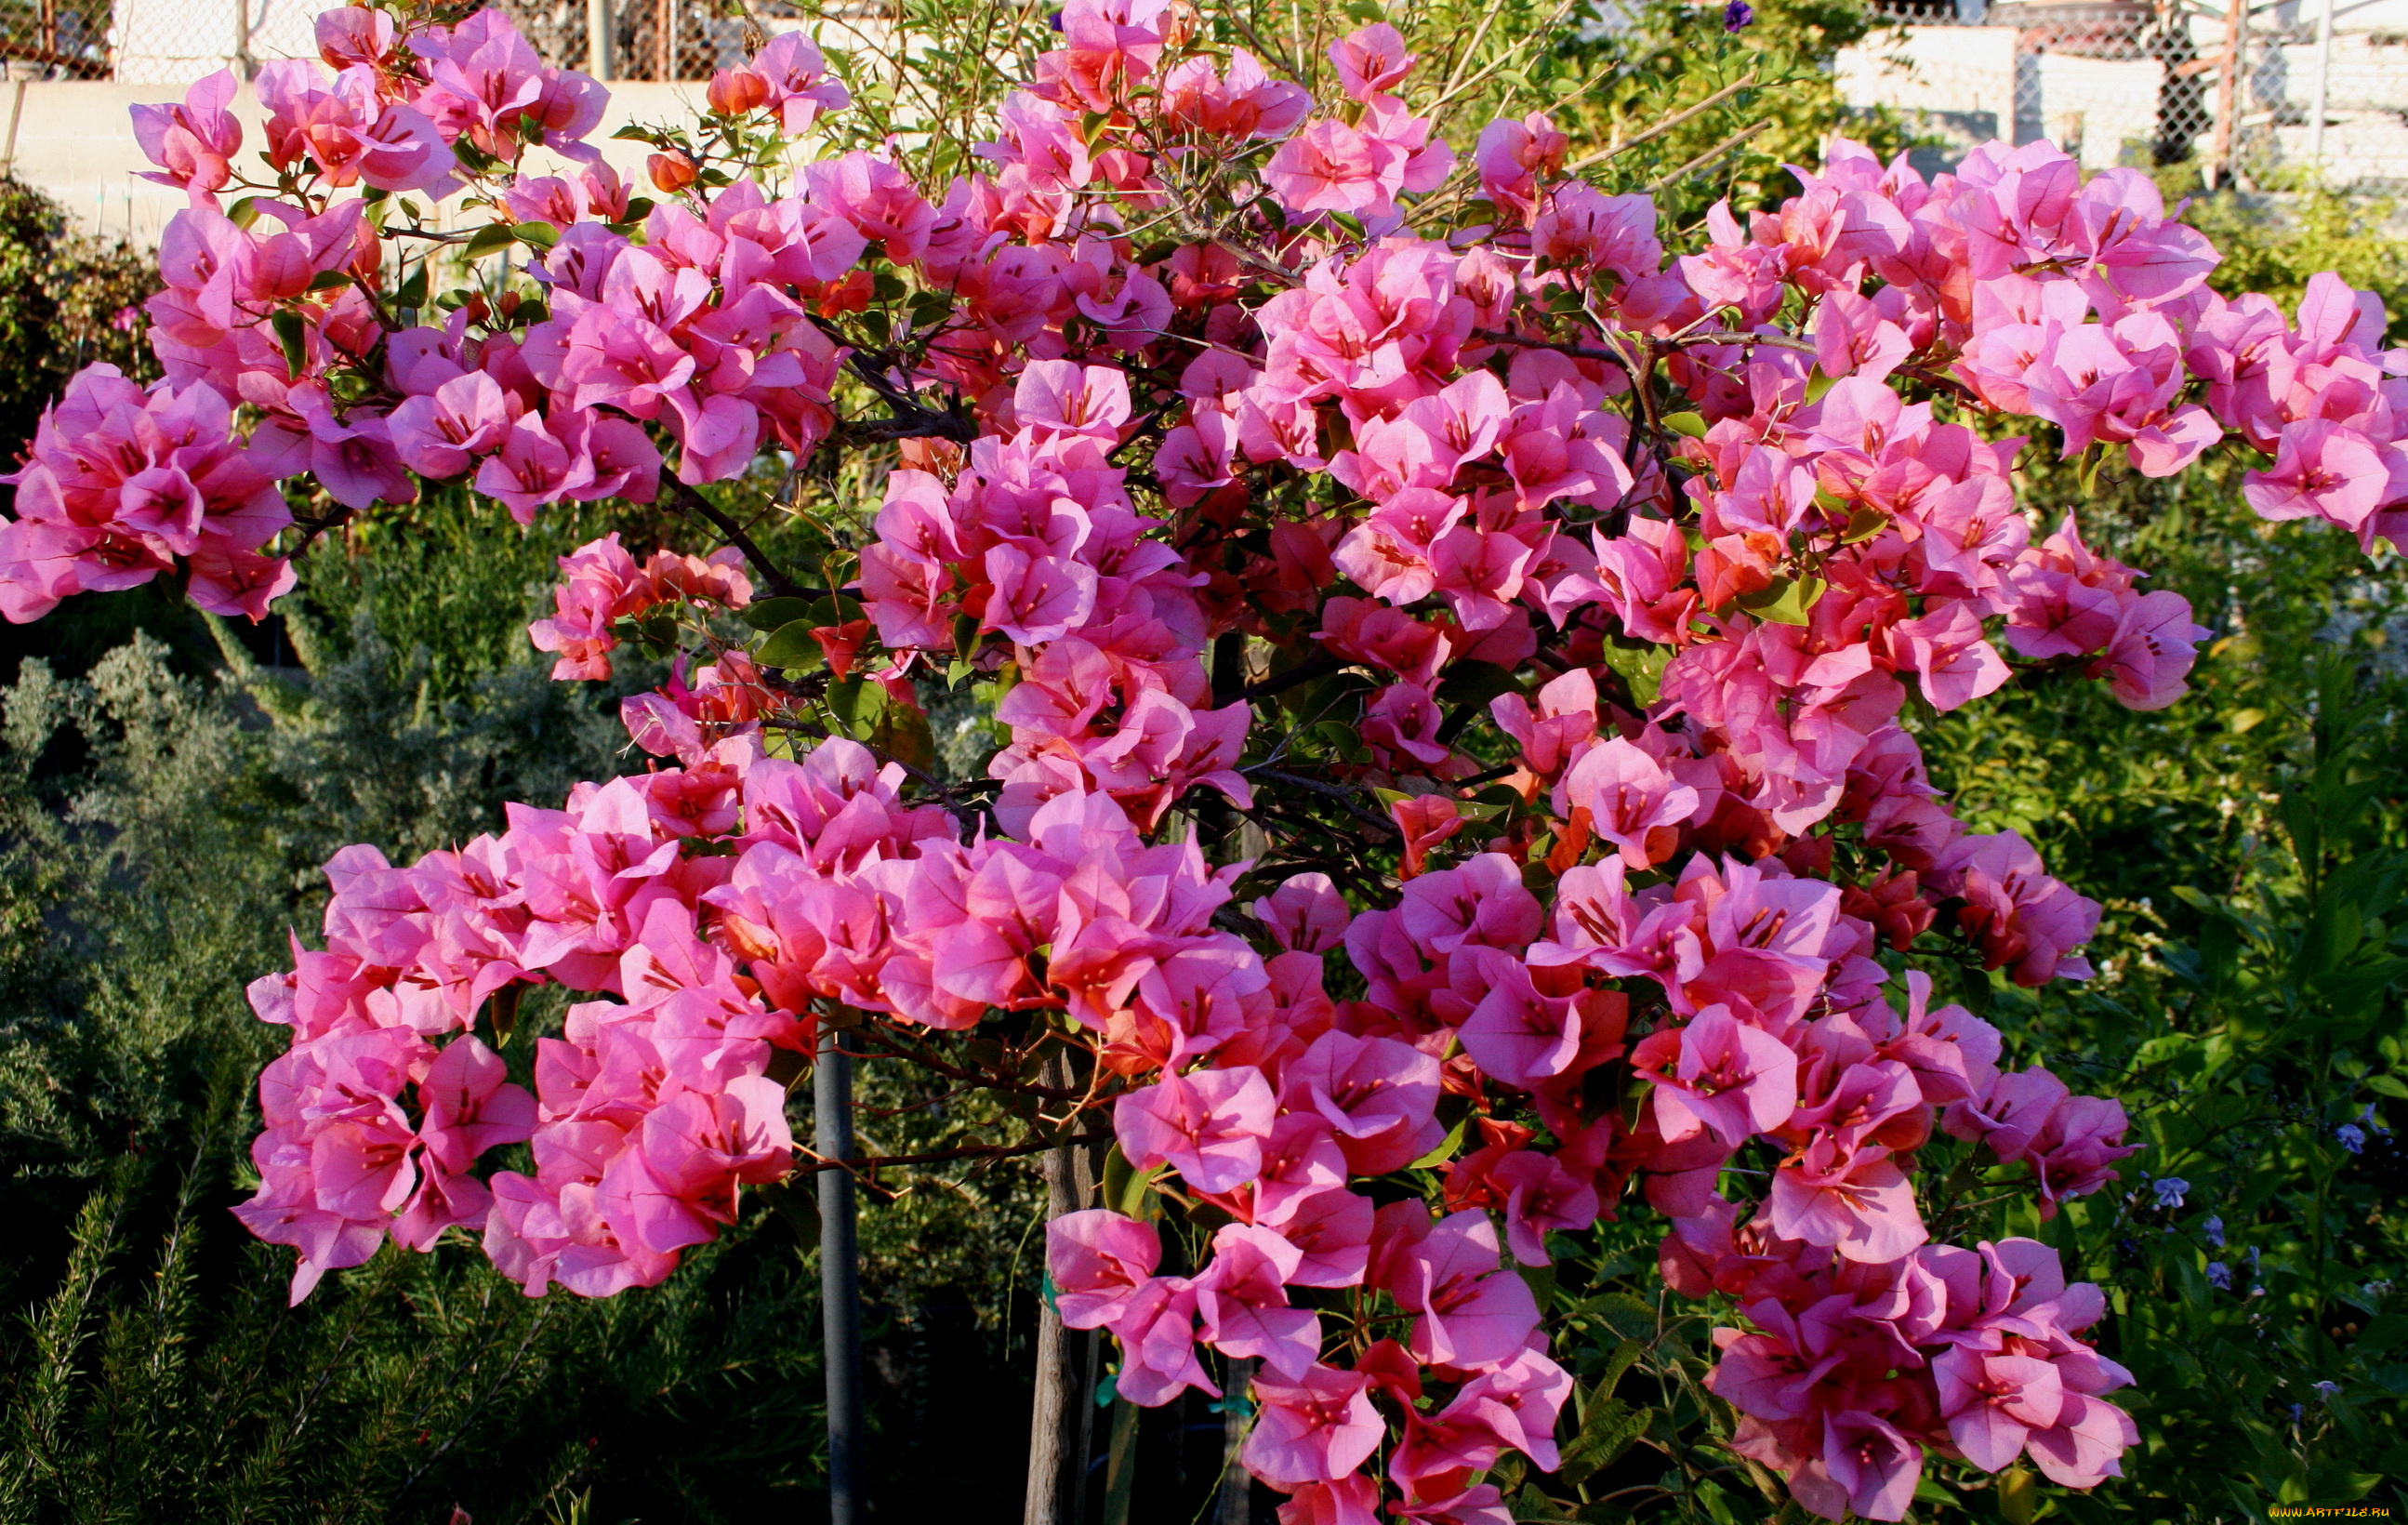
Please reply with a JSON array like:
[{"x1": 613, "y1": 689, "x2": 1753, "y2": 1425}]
[{"x1": 1841, "y1": 17, "x2": 2408, "y2": 182}]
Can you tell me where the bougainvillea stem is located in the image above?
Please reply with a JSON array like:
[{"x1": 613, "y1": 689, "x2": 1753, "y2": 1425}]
[{"x1": 1025, "y1": 1077, "x2": 1085, "y2": 1525}]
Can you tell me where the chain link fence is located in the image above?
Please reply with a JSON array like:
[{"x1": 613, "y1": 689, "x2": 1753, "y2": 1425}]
[
  {"x1": 495, "y1": 0, "x2": 767, "y2": 81},
  {"x1": 1, "y1": 0, "x2": 796, "y2": 83},
  {"x1": 1846, "y1": 0, "x2": 2408, "y2": 189},
  {"x1": 0, "y1": 0, "x2": 111, "y2": 76}
]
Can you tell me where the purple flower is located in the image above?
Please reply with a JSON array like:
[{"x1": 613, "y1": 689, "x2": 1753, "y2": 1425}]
[
  {"x1": 2338, "y1": 1123, "x2": 2366, "y2": 1154},
  {"x1": 2206, "y1": 1261, "x2": 2230, "y2": 1290},
  {"x1": 2203, "y1": 1213, "x2": 2225, "y2": 1248},
  {"x1": 1723, "y1": 0, "x2": 1755, "y2": 28}
]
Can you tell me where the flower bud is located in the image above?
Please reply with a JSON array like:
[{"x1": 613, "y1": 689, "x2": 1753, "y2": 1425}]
[
  {"x1": 647, "y1": 152, "x2": 698, "y2": 192},
  {"x1": 707, "y1": 67, "x2": 771, "y2": 116}
]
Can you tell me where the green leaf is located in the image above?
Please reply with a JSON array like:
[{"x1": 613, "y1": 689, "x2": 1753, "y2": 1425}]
[
  {"x1": 1099, "y1": 1144, "x2": 1161, "y2": 1217},
  {"x1": 1557, "y1": 1398, "x2": 1651, "y2": 1487},
  {"x1": 270, "y1": 310, "x2": 309, "y2": 378},
  {"x1": 306, "y1": 269, "x2": 351, "y2": 292},
  {"x1": 1839, "y1": 505, "x2": 1888, "y2": 545},
  {"x1": 1598, "y1": 635, "x2": 1673, "y2": 707},
  {"x1": 1576, "y1": 1292, "x2": 1656, "y2": 1344},
  {"x1": 756, "y1": 619, "x2": 824, "y2": 671},
  {"x1": 1661, "y1": 410, "x2": 1708, "y2": 438},
  {"x1": 870, "y1": 700, "x2": 937, "y2": 776},
  {"x1": 1999, "y1": 1464, "x2": 2038, "y2": 1525},
  {"x1": 1516, "y1": 1259, "x2": 1556, "y2": 1310},
  {"x1": 2366, "y1": 1072, "x2": 2408, "y2": 1100},
  {"x1": 809, "y1": 593, "x2": 869, "y2": 627},
  {"x1": 1435, "y1": 659, "x2": 1520, "y2": 711},
  {"x1": 227, "y1": 195, "x2": 264, "y2": 230},
  {"x1": 485, "y1": 982, "x2": 523, "y2": 1047},
  {"x1": 1737, "y1": 573, "x2": 1824, "y2": 627},
  {"x1": 827, "y1": 674, "x2": 889, "y2": 736},
  {"x1": 459, "y1": 222, "x2": 518, "y2": 261},
  {"x1": 1506, "y1": 1484, "x2": 1581, "y2": 1522},
  {"x1": 754, "y1": 1178, "x2": 822, "y2": 1253},
  {"x1": 510, "y1": 220, "x2": 560, "y2": 249},
  {"x1": 742, "y1": 596, "x2": 816, "y2": 632},
  {"x1": 1408, "y1": 1115, "x2": 1469, "y2": 1170},
  {"x1": 907, "y1": 290, "x2": 956, "y2": 331},
  {"x1": 1596, "y1": 1337, "x2": 1644, "y2": 1397}
]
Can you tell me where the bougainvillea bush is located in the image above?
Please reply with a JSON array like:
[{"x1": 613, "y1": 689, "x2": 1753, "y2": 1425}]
[{"x1": 6, "y1": 1, "x2": 2404, "y2": 1517}]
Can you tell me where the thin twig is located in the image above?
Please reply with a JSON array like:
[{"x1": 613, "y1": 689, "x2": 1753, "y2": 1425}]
[
  {"x1": 1644, "y1": 118, "x2": 1773, "y2": 195},
  {"x1": 1244, "y1": 766, "x2": 1403, "y2": 837},
  {"x1": 790, "y1": 1129, "x2": 1116, "y2": 1177},
  {"x1": 1667, "y1": 329, "x2": 1819, "y2": 355},
  {"x1": 1567, "y1": 73, "x2": 1760, "y2": 175},
  {"x1": 659, "y1": 478, "x2": 814, "y2": 599},
  {"x1": 1239, "y1": 653, "x2": 1344, "y2": 704}
]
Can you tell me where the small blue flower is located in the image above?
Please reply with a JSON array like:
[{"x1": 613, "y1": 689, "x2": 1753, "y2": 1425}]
[
  {"x1": 2207, "y1": 1261, "x2": 2231, "y2": 1290},
  {"x1": 2289, "y1": 1403, "x2": 2305, "y2": 1426},
  {"x1": 2314, "y1": 1380, "x2": 2341, "y2": 1400},
  {"x1": 2203, "y1": 1214, "x2": 2225, "y2": 1249},
  {"x1": 1723, "y1": 0, "x2": 1755, "y2": 29},
  {"x1": 2152, "y1": 1176, "x2": 2190, "y2": 1210},
  {"x1": 2338, "y1": 1123, "x2": 2366, "y2": 1155}
]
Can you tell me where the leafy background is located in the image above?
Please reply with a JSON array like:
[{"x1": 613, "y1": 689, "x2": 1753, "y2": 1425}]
[{"x1": 0, "y1": 0, "x2": 2403, "y2": 1519}]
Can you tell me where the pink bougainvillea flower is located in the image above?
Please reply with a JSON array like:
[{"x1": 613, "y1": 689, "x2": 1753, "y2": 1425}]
[
  {"x1": 1113, "y1": 1065, "x2": 1277, "y2": 1193},
  {"x1": 1631, "y1": 1003, "x2": 1799, "y2": 1147}
]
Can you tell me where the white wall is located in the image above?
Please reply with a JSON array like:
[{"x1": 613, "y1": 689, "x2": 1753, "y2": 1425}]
[
  {"x1": 1837, "y1": 25, "x2": 2019, "y2": 144},
  {"x1": 110, "y1": 0, "x2": 319, "y2": 86},
  {"x1": 0, "y1": 78, "x2": 716, "y2": 245}
]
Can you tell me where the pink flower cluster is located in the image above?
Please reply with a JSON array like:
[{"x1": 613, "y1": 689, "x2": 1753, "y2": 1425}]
[
  {"x1": 235, "y1": 733, "x2": 959, "y2": 1302},
  {"x1": 1666, "y1": 1222, "x2": 2137, "y2": 1518},
  {"x1": 23, "y1": 5, "x2": 2408, "y2": 1518},
  {"x1": 0, "y1": 365, "x2": 293, "y2": 620},
  {"x1": 3, "y1": 7, "x2": 861, "y2": 624},
  {"x1": 862, "y1": 359, "x2": 1254, "y2": 828},
  {"x1": 1261, "y1": 26, "x2": 1455, "y2": 228},
  {"x1": 526, "y1": 531, "x2": 755, "y2": 681}
]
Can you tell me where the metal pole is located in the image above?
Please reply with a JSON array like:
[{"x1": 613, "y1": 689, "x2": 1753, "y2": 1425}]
[
  {"x1": 2309, "y1": 0, "x2": 2336, "y2": 179},
  {"x1": 232, "y1": 0, "x2": 253, "y2": 79},
  {"x1": 587, "y1": 0, "x2": 613, "y2": 79},
  {"x1": 2207, "y1": 0, "x2": 2244, "y2": 188},
  {"x1": 817, "y1": 1027, "x2": 866, "y2": 1525}
]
